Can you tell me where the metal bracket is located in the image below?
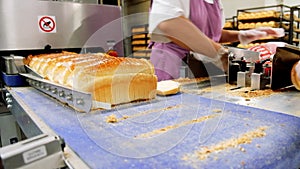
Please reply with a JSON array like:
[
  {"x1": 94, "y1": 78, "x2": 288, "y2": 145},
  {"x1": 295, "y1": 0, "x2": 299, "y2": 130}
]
[{"x1": 20, "y1": 73, "x2": 92, "y2": 113}]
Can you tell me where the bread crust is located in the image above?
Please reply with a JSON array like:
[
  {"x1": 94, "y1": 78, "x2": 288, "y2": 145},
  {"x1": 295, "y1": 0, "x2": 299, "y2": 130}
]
[{"x1": 28, "y1": 53, "x2": 157, "y2": 105}]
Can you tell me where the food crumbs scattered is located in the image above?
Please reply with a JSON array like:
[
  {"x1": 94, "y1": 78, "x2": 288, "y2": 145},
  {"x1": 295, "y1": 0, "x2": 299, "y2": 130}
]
[
  {"x1": 174, "y1": 77, "x2": 209, "y2": 84},
  {"x1": 239, "y1": 146, "x2": 246, "y2": 152},
  {"x1": 106, "y1": 114, "x2": 118, "y2": 123},
  {"x1": 122, "y1": 105, "x2": 182, "y2": 121},
  {"x1": 212, "y1": 109, "x2": 222, "y2": 113},
  {"x1": 136, "y1": 114, "x2": 219, "y2": 138},
  {"x1": 183, "y1": 126, "x2": 268, "y2": 161},
  {"x1": 230, "y1": 88, "x2": 275, "y2": 98},
  {"x1": 121, "y1": 115, "x2": 129, "y2": 120}
]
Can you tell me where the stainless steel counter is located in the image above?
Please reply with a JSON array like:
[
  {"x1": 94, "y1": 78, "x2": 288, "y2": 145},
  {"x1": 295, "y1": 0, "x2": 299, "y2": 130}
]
[{"x1": 179, "y1": 78, "x2": 300, "y2": 117}]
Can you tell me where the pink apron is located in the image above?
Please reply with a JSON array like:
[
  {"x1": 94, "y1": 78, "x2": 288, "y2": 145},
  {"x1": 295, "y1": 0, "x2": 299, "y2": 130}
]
[{"x1": 149, "y1": 0, "x2": 223, "y2": 81}]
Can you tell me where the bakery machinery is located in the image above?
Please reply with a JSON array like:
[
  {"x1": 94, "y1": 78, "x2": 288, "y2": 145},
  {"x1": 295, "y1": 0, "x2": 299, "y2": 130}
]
[
  {"x1": 228, "y1": 44, "x2": 300, "y2": 90},
  {"x1": 227, "y1": 46, "x2": 275, "y2": 91},
  {"x1": 2, "y1": 47, "x2": 300, "y2": 168},
  {"x1": 227, "y1": 47, "x2": 261, "y2": 88},
  {"x1": 271, "y1": 44, "x2": 300, "y2": 90},
  {"x1": 0, "y1": 134, "x2": 65, "y2": 169},
  {"x1": 0, "y1": 0, "x2": 124, "y2": 87},
  {"x1": 0, "y1": 1, "x2": 300, "y2": 169},
  {"x1": 0, "y1": 0, "x2": 123, "y2": 168},
  {"x1": 3, "y1": 77, "x2": 300, "y2": 169},
  {"x1": 0, "y1": 0, "x2": 124, "y2": 55}
]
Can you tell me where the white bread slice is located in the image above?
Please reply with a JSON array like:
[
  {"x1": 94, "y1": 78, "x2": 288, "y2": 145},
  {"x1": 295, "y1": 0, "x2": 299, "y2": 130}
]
[{"x1": 157, "y1": 80, "x2": 181, "y2": 96}]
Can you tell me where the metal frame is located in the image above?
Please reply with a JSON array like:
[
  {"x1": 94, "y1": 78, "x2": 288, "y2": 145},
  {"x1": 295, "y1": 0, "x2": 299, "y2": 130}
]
[
  {"x1": 236, "y1": 4, "x2": 294, "y2": 44},
  {"x1": 1, "y1": 87, "x2": 90, "y2": 169}
]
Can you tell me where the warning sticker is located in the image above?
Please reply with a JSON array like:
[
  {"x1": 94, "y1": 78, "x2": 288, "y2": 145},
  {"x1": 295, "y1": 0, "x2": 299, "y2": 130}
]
[{"x1": 38, "y1": 16, "x2": 56, "y2": 33}]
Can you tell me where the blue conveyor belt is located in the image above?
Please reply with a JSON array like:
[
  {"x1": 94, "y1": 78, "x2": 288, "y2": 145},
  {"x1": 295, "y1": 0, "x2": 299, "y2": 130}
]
[{"x1": 11, "y1": 87, "x2": 300, "y2": 169}]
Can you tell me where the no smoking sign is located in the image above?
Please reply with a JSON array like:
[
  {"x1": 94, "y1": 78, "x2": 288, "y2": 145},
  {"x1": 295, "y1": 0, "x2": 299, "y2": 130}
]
[{"x1": 38, "y1": 16, "x2": 56, "y2": 33}]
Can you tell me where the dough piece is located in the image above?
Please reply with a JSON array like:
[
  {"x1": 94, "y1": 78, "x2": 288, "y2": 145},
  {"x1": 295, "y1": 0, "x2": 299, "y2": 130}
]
[
  {"x1": 132, "y1": 40, "x2": 146, "y2": 45},
  {"x1": 132, "y1": 27, "x2": 146, "y2": 33},
  {"x1": 268, "y1": 21, "x2": 276, "y2": 27},
  {"x1": 156, "y1": 80, "x2": 181, "y2": 96},
  {"x1": 132, "y1": 34, "x2": 146, "y2": 39},
  {"x1": 249, "y1": 23, "x2": 255, "y2": 29},
  {"x1": 133, "y1": 51, "x2": 148, "y2": 58},
  {"x1": 133, "y1": 46, "x2": 147, "y2": 51},
  {"x1": 256, "y1": 22, "x2": 263, "y2": 28}
]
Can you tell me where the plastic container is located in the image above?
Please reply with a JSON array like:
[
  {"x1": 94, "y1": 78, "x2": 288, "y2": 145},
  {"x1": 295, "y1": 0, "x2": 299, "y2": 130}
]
[{"x1": 1, "y1": 72, "x2": 27, "y2": 87}]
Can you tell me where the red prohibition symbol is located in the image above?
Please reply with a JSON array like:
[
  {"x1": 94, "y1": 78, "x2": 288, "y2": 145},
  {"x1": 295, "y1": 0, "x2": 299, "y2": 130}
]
[{"x1": 39, "y1": 16, "x2": 56, "y2": 33}]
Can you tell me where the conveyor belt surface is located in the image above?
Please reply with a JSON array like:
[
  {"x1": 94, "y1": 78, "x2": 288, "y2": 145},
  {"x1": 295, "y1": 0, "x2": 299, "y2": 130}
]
[{"x1": 10, "y1": 87, "x2": 300, "y2": 169}]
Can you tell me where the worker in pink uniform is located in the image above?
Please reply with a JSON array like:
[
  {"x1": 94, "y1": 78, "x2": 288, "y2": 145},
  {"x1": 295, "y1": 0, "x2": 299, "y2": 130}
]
[{"x1": 149, "y1": 0, "x2": 284, "y2": 81}]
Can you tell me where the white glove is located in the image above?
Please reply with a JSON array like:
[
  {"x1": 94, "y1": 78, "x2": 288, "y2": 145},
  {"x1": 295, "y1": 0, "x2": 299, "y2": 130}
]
[
  {"x1": 256, "y1": 27, "x2": 285, "y2": 37},
  {"x1": 192, "y1": 46, "x2": 227, "y2": 63},
  {"x1": 192, "y1": 46, "x2": 228, "y2": 73},
  {"x1": 238, "y1": 27, "x2": 285, "y2": 45}
]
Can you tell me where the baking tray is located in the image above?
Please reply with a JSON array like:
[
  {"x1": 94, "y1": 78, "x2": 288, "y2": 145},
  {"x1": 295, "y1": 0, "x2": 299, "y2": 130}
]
[{"x1": 9, "y1": 87, "x2": 300, "y2": 169}]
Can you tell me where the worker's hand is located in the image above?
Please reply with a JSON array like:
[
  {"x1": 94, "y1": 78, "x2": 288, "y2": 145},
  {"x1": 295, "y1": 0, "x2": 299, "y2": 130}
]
[
  {"x1": 220, "y1": 52, "x2": 229, "y2": 74},
  {"x1": 256, "y1": 27, "x2": 285, "y2": 37},
  {"x1": 238, "y1": 27, "x2": 285, "y2": 45},
  {"x1": 193, "y1": 45, "x2": 229, "y2": 74}
]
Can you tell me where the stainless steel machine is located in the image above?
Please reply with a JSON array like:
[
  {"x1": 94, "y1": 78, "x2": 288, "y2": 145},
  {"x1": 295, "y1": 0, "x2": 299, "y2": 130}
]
[
  {"x1": 227, "y1": 44, "x2": 300, "y2": 90},
  {"x1": 0, "y1": 0, "x2": 124, "y2": 54},
  {"x1": 0, "y1": 0, "x2": 124, "y2": 168},
  {"x1": 271, "y1": 44, "x2": 300, "y2": 90},
  {"x1": 1, "y1": 1, "x2": 300, "y2": 168}
]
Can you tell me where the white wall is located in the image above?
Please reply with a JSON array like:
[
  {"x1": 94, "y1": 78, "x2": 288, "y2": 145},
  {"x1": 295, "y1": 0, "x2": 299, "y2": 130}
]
[
  {"x1": 265, "y1": 0, "x2": 300, "y2": 6},
  {"x1": 222, "y1": 0, "x2": 300, "y2": 18},
  {"x1": 222, "y1": 0, "x2": 265, "y2": 18}
]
